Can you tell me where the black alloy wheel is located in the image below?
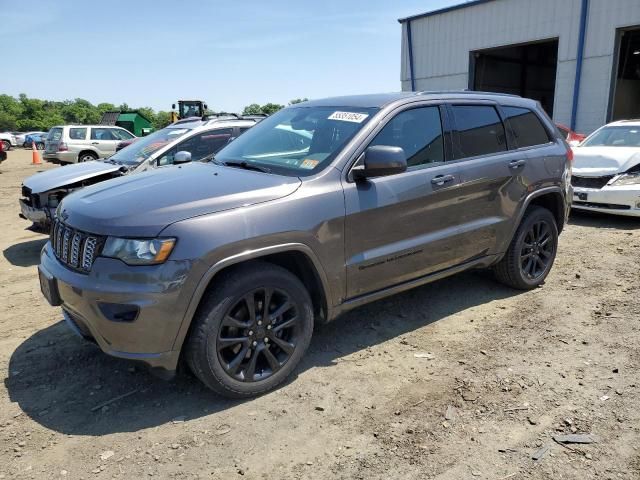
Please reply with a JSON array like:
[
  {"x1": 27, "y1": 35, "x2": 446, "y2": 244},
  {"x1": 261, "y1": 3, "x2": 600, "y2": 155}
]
[
  {"x1": 186, "y1": 262, "x2": 314, "y2": 398},
  {"x1": 519, "y1": 220, "x2": 555, "y2": 280},
  {"x1": 217, "y1": 287, "x2": 300, "y2": 382},
  {"x1": 493, "y1": 206, "x2": 558, "y2": 290}
]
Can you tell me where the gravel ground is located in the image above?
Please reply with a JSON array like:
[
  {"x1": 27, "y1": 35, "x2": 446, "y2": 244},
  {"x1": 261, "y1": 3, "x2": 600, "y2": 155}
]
[{"x1": 1, "y1": 149, "x2": 639, "y2": 479}]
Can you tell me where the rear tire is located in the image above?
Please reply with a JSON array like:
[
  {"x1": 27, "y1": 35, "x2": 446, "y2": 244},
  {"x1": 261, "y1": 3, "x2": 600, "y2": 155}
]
[
  {"x1": 494, "y1": 206, "x2": 558, "y2": 290},
  {"x1": 185, "y1": 261, "x2": 314, "y2": 398},
  {"x1": 78, "y1": 152, "x2": 97, "y2": 162},
  {"x1": 1, "y1": 140, "x2": 10, "y2": 151},
  {"x1": 36, "y1": 142, "x2": 45, "y2": 150}
]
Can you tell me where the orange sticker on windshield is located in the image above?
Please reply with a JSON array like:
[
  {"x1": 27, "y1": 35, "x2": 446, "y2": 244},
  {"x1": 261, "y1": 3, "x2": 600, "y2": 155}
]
[{"x1": 300, "y1": 159, "x2": 319, "y2": 169}]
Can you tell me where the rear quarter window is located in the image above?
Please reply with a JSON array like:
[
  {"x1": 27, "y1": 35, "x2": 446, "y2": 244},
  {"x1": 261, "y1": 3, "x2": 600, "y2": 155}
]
[
  {"x1": 503, "y1": 107, "x2": 551, "y2": 148},
  {"x1": 69, "y1": 128, "x2": 87, "y2": 140},
  {"x1": 450, "y1": 105, "x2": 507, "y2": 159}
]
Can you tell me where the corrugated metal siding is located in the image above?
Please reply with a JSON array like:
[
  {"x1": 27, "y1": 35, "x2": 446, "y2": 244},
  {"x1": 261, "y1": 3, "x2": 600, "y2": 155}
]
[{"x1": 400, "y1": 0, "x2": 640, "y2": 133}]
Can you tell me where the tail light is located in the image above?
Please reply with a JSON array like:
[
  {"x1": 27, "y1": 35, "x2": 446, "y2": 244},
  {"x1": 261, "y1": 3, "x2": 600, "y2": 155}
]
[
  {"x1": 566, "y1": 147, "x2": 574, "y2": 164},
  {"x1": 58, "y1": 142, "x2": 68, "y2": 152},
  {"x1": 0, "y1": 141, "x2": 3, "y2": 152}
]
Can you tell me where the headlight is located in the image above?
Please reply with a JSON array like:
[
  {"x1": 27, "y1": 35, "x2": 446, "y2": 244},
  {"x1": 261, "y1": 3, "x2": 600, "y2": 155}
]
[
  {"x1": 102, "y1": 237, "x2": 176, "y2": 265},
  {"x1": 612, "y1": 173, "x2": 640, "y2": 186}
]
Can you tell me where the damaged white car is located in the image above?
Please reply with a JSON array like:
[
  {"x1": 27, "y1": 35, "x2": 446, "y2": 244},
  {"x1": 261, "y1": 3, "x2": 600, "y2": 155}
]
[
  {"x1": 571, "y1": 120, "x2": 640, "y2": 217},
  {"x1": 19, "y1": 116, "x2": 258, "y2": 230}
]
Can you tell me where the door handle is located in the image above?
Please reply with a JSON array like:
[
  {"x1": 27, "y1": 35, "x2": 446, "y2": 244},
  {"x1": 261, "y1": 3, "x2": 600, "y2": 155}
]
[
  {"x1": 91, "y1": 142, "x2": 99, "y2": 145},
  {"x1": 509, "y1": 159, "x2": 526, "y2": 169},
  {"x1": 431, "y1": 174, "x2": 455, "y2": 186}
]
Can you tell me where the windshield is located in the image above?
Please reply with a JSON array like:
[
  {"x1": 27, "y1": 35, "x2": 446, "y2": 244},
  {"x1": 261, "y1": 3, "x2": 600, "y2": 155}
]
[
  {"x1": 108, "y1": 127, "x2": 192, "y2": 166},
  {"x1": 582, "y1": 126, "x2": 640, "y2": 147},
  {"x1": 214, "y1": 106, "x2": 378, "y2": 176}
]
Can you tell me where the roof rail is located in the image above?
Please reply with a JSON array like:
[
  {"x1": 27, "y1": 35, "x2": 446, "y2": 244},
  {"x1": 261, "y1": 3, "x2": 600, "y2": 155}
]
[
  {"x1": 202, "y1": 113, "x2": 270, "y2": 122},
  {"x1": 418, "y1": 89, "x2": 521, "y2": 98}
]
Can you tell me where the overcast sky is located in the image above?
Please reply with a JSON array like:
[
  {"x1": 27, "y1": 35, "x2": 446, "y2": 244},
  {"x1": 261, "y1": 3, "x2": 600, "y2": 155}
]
[{"x1": 1, "y1": 0, "x2": 461, "y2": 112}]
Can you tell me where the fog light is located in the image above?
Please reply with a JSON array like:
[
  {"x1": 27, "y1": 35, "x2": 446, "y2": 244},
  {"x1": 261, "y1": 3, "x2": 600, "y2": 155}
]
[
  {"x1": 98, "y1": 302, "x2": 139, "y2": 322},
  {"x1": 636, "y1": 201, "x2": 640, "y2": 209}
]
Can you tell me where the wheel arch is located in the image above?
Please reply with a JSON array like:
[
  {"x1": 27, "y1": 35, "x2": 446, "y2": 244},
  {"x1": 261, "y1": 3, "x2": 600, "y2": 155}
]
[
  {"x1": 526, "y1": 189, "x2": 566, "y2": 234},
  {"x1": 497, "y1": 187, "x2": 566, "y2": 256},
  {"x1": 171, "y1": 243, "x2": 332, "y2": 356},
  {"x1": 77, "y1": 149, "x2": 98, "y2": 162}
]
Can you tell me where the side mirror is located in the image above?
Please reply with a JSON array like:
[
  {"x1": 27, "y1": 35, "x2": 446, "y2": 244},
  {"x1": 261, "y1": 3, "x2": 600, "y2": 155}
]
[
  {"x1": 352, "y1": 145, "x2": 407, "y2": 180},
  {"x1": 171, "y1": 104, "x2": 176, "y2": 110},
  {"x1": 174, "y1": 151, "x2": 192, "y2": 164}
]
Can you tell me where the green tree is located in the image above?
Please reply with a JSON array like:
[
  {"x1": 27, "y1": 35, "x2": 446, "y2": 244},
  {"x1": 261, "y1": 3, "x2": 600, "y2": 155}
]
[
  {"x1": 242, "y1": 103, "x2": 263, "y2": 115},
  {"x1": 261, "y1": 103, "x2": 284, "y2": 115},
  {"x1": 289, "y1": 98, "x2": 308, "y2": 105},
  {"x1": 154, "y1": 111, "x2": 172, "y2": 129}
]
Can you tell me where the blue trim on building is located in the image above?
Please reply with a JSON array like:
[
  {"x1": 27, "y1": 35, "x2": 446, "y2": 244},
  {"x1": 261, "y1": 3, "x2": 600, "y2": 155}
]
[
  {"x1": 407, "y1": 20, "x2": 416, "y2": 91},
  {"x1": 398, "y1": 0, "x2": 497, "y2": 23},
  {"x1": 571, "y1": 0, "x2": 589, "y2": 131}
]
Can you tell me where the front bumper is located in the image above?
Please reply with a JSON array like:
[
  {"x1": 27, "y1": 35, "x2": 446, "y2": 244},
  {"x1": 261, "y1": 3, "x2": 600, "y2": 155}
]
[
  {"x1": 39, "y1": 242, "x2": 196, "y2": 371},
  {"x1": 19, "y1": 198, "x2": 50, "y2": 225},
  {"x1": 572, "y1": 184, "x2": 640, "y2": 217}
]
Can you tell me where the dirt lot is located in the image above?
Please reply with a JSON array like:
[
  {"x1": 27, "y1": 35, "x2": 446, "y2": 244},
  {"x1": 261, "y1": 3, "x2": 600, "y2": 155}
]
[{"x1": 0, "y1": 149, "x2": 639, "y2": 479}]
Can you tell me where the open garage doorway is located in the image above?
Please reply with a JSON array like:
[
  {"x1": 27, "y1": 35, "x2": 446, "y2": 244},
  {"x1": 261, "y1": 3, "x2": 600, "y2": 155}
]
[
  {"x1": 610, "y1": 27, "x2": 640, "y2": 121},
  {"x1": 471, "y1": 39, "x2": 559, "y2": 116}
]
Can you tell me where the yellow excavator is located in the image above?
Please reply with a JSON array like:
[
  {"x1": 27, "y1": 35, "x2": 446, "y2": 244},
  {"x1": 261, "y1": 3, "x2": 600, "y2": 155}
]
[{"x1": 170, "y1": 100, "x2": 208, "y2": 123}]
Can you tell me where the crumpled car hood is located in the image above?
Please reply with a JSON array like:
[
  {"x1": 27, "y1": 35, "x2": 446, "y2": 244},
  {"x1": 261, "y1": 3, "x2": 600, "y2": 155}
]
[
  {"x1": 572, "y1": 146, "x2": 640, "y2": 177},
  {"x1": 23, "y1": 161, "x2": 123, "y2": 193},
  {"x1": 60, "y1": 162, "x2": 302, "y2": 237}
]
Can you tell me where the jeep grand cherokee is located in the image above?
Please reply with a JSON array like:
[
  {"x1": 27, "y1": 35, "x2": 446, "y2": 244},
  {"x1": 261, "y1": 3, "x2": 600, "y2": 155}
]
[{"x1": 38, "y1": 91, "x2": 572, "y2": 398}]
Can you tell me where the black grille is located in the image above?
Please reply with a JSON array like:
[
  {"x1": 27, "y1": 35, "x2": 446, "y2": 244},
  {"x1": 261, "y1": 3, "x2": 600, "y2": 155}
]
[
  {"x1": 571, "y1": 175, "x2": 613, "y2": 189},
  {"x1": 50, "y1": 220, "x2": 104, "y2": 273}
]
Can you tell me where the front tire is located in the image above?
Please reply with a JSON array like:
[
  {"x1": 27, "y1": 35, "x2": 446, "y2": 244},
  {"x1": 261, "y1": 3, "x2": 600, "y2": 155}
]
[
  {"x1": 36, "y1": 142, "x2": 45, "y2": 150},
  {"x1": 185, "y1": 262, "x2": 314, "y2": 398},
  {"x1": 494, "y1": 206, "x2": 558, "y2": 290}
]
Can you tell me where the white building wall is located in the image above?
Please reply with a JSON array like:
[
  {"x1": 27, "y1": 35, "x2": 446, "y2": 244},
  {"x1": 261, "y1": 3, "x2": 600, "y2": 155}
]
[{"x1": 401, "y1": 0, "x2": 640, "y2": 133}]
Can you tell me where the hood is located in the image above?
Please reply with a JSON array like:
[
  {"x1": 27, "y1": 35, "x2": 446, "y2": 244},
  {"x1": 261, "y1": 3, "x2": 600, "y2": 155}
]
[
  {"x1": 572, "y1": 146, "x2": 640, "y2": 177},
  {"x1": 23, "y1": 160, "x2": 124, "y2": 193},
  {"x1": 60, "y1": 162, "x2": 302, "y2": 237}
]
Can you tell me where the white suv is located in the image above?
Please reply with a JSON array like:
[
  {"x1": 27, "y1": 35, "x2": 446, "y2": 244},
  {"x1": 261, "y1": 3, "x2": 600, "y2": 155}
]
[{"x1": 44, "y1": 125, "x2": 136, "y2": 164}]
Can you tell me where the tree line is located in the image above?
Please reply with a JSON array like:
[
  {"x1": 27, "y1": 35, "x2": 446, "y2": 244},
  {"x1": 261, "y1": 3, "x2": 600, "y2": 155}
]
[{"x1": 0, "y1": 94, "x2": 309, "y2": 133}]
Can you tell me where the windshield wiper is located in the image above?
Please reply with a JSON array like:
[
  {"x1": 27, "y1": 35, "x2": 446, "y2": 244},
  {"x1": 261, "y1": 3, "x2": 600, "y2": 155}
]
[{"x1": 222, "y1": 160, "x2": 271, "y2": 173}]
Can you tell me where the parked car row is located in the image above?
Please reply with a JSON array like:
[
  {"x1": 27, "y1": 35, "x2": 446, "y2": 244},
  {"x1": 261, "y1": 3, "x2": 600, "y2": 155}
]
[
  {"x1": 20, "y1": 116, "x2": 259, "y2": 230},
  {"x1": 31, "y1": 91, "x2": 573, "y2": 397}
]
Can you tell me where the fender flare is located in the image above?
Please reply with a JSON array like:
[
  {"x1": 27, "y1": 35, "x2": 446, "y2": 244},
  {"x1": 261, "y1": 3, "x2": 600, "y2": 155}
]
[
  {"x1": 500, "y1": 186, "x2": 566, "y2": 254},
  {"x1": 170, "y1": 242, "x2": 333, "y2": 353}
]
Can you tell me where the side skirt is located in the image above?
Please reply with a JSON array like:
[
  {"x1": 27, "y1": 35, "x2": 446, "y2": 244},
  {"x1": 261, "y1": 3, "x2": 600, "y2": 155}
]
[{"x1": 331, "y1": 254, "x2": 501, "y2": 319}]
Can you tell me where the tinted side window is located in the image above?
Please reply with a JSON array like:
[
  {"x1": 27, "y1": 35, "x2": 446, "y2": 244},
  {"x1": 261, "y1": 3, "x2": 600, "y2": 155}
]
[
  {"x1": 91, "y1": 128, "x2": 116, "y2": 140},
  {"x1": 369, "y1": 106, "x2": 444, "y2": 168},
  {"x1": 157, "y1": 128, "x2": 234, "y2": 166},
  {"x1": 69, "y1": 128, "x2": 87, "y2": 140},
  {"x1": 450, "y1": 105, "x2": 506, "y2": 159},
  {"x1": 503, "y1": 107, "x2": 550, "y2": 148},
  {"x1": 112, "y1": 128, "x2": 134, "y2": 140}
]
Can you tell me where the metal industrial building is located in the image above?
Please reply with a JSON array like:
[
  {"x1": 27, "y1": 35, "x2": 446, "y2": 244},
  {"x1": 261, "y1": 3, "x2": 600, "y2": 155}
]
[{"x1": 399, "y1": 0, "x2": 640, "y2": 134}]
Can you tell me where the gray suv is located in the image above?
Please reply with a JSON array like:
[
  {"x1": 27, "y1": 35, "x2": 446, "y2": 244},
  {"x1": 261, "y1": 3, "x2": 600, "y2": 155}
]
[{"x1": 38, "y1": 92, "x2": 572, "y2": 398}]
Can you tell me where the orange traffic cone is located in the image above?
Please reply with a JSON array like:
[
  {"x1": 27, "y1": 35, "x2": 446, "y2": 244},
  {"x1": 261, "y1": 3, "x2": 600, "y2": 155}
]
[{"x1": 32, "y1": 141, "x2": 41, "y2": 165}]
